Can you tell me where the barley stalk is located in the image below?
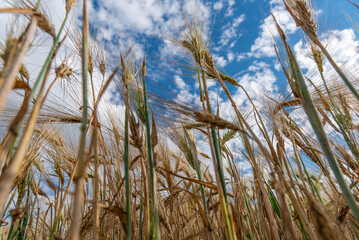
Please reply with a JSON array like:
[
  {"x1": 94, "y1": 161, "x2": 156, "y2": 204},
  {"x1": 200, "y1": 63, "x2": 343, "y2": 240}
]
[
  {"x1": 68, "y1": 0, "x2": 89, "y2": 239},
  {"x1": 141, "y1": 57, "x2": 161, "y2": 239}
]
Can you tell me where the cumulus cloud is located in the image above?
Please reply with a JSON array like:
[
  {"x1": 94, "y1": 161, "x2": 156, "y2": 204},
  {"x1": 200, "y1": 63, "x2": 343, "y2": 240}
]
[
  {"x1": 248, "y1": 0, "x2": 297, "y2": 58},
  {"x1": 85, "y1": 0, "x2": 211, "y2": 42},
  {"x1": 214, "y1": 1, "x2": 224, "y2": 10},
  {"x1": 213, "y1": 54, "x2": 228, "y2": 67},
  {"x1": 174, "y1": 75, "x2": 187, "y2": 89},
  {"x1": 294, "y1": 28, "x2": 359, "y2": 75}
]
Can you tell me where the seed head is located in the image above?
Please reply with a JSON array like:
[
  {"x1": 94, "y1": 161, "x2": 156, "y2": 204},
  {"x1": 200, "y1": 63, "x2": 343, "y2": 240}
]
[
  {"x1": 120, "y1": 53, "x2": 129, "y2": 88},
  {"x1": 99, "y1": 61, "x2": 106, "y2": 76},
  {"x1": 19, "y1": 64, "x2": 29, "y2": 81},
  {"x1": 283, "y1": 0, "x2": 318, "y2": 44},
  {"x1": 66, "y1": 0, "x2": 77, "y2": 14},
  {"x1": 88, "y1": 55, "x2": 94, "y2": 75},
  {"x1": 311, "y1": 45, "x2": 323, "y2": 73},
  {"x1": 219, "y1": 73, "x2": 238, "y2": 86},
  {"x1": 0, "y1": 37, "x2": 20, "y2": 66},
  {"x1": 204, "y1": 50, "x2": 213, "y2": 67},
  {"x1": 34, "y1": 11, "x2": 55, "y2": 39},
  {"x1": 141, "y1": 56, "x2": 146, "y2": 78},
  {"x1": 55, "y1": 63, "x2": 73, "y2": 79}
]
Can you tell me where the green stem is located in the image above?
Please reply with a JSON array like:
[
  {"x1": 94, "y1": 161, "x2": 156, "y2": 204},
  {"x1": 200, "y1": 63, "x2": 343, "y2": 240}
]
[
  {"x1": 183, "y1": 129, "x2": 208, "y2": 216},
  {"x1": 291, "y1": 49, "x2": 359, "y2": 219},
  {"x1": 139, "y1": 204, "x2": 143, "y2": 240},
  {"x1": 299, "y1": 156, "x2": 323, "y2": 204},
  {"x1": 68, "y1": 1, "x2": 89, "y2": 238},
  {"x1": 142, "y1": 74, "x2": 160, "y2": 240},
  {"x1": 17, "y1": 173, "x2": 31, "y2": 240},
  {"x1": 124, "y1": 102, "x2": 131, "y2": 239},
  {"x1": 199, "y1": 64, "x2": 234, "y2": 240}
]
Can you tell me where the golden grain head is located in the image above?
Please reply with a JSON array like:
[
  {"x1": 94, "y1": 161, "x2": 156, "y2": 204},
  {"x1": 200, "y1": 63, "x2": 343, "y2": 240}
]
[
  {"x1": 99, "y1": 61, "x2": 106, "y2": 76},
  {"x1": 296, "y1": 1, "x2": 317, "y2": 36},
  {"x1": 88, "y1": 55, "x2": 94, "y2": 75},
  {"x1": 284, "y1": 0, "x2": 318, "y2": 42},
  {"x1": 311, "y1": 45, "x2": 323, "y2": 73},
  {"x1": 66, "y1": 0, "x2": 78, "y2": 14},
  {"x1": 55, "y1": 63, "x2": 73, "y2": 79},
  {"x1": 181, "y1": 40, "x2": 192, "y2": 51},
  {"x1": 30, "y1": 180, "x2": 39, "y2": 196},
  {"x1": 34, "y1": 11, "x2": 56, "y2": 39},
  {"x1": 141, "y1": 57, "x2": 146, "y2": 78}
]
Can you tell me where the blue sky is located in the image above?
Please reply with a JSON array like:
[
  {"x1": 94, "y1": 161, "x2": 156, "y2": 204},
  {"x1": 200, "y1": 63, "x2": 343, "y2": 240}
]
[
  {"x1": 80, "y1": 0, "x2": 359, "y2": 109},
  {"x1": 80, "y1": 0, "x2": 359, "y2": 175},
  {"x1": 1, "y1": 0, "x2": 359, "y2": 176},
  {"x1": 1, "y1": 0, "x2": 356, "y2": 112}
]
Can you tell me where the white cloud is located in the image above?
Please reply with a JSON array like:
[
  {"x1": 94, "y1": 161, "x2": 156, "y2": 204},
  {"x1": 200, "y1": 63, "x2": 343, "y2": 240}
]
[
  {"x1": 214, "y1": 1, "x2": 224, "y2": 10},
  {"x1": 215, "y1": 61, "x2": 278, "y2": 122},
  {"x1": 217, "y1": 14, "x2": 245, "y2": 48},
  {"x1": 174, "y1": 75, "x2": 187, "y2": 89},
  {"x1": 211, "y1": 12, "x2": 245, "y2": 68},
  {"x1": 248, "y1": 0, "x2": 297, "y2": 58},
  {"x1": 237, "y1": 53, "x2": 246, "y2": 62},
  {"x1": 85, "y1": 0, "x2": 211, "y2": 39},
  {"x1": 294, "y1": 28, "x2": 359, "y2": 84},
  {"x1": 227, "y1": 52, "x2": 235, "y2": 62},
  {"x1": 213, "y1": 54, "x2": 228, "y2": 67},
  {"x1": 236, "y1": 62, "x2": 277, "y2": 97}
]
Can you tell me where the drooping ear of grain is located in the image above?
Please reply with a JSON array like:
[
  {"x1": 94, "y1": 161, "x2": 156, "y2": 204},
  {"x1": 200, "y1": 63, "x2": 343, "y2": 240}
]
[
  {"x1": 34, "y1": 11, "x2": 55, "y2": 39},
  {"x1": 66, "y1": 0, "x2": 77, "y2": 14}
]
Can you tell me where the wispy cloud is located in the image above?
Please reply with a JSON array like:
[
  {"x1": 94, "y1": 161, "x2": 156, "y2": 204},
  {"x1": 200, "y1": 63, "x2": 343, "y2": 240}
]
[
  {"x1": 217, "y1": 14, "x2": 245, "y2": 49},
  {"x1": 247, "y1": 0, "x2": 297, "y2": 58}
]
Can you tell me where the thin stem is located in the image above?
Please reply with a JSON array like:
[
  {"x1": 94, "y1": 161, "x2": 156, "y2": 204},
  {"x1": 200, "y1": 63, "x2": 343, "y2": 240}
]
[
  {"x1": 68, "y1": 0, "x2": 89, "y2": 239},
  {"x1": 292, "y1": 52, "x2": 359, "y2": 219},
  {"x1": 142, "y1": 71, "x2": 160, "y2": 240},
  {"x1": 124, "y1": 92, "x2": 132, "y2": 239}
]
